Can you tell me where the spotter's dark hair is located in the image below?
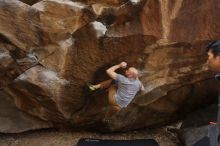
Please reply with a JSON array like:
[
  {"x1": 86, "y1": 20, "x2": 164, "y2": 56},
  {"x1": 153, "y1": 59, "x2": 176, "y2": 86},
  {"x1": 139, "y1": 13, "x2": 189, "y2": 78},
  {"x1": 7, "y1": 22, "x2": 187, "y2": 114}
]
[{"x1": 206, "y1": 40, "x2": 220, "y2": 56}]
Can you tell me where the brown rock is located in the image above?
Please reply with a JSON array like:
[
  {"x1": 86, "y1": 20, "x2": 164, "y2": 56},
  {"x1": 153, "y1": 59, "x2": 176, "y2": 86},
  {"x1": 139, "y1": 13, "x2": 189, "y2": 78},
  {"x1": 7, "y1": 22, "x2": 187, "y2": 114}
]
[
  {"x1": 140, "y1": 0, "x2": 163, "y2": 38},
  {"x1": 5, "y1": 65, "x2": 68, "y2": 122},
  {"x1": 32, "y1": 0, "x2": 95, "y2": 40},
  {"x1": 0, "y1": 91, "x2": 52, "y2": 133},
  {"x1": 0, "y1": 0, "x2": 43, "y2": 51},
  {"x1": 0, "y1": 44, "x2": 15, "y2": 89},
  {"x1": 0, "y1": 41, "x2": 37, "y2": 90},
  {"x1": 67, "y1": 39, "x2": 219, "y2": 131},
  {"x1": 106, "y1": 79, "x2": 220, "y2": 131},
  {"x1": 0, "y1": 47, "x2": 13, "y2": 69},
  {"x1": 1, "y1": 0, "x2": 220, "y2": 133},
  {"x1": 106, "y1": 1, "x2": 144, "y2": 37},
  {"x1": 0, "y1": 0, "x2": 96, "y2": 124},
  {"x1": 169, "y1": 0, "x2": 220, "y2": 42}
]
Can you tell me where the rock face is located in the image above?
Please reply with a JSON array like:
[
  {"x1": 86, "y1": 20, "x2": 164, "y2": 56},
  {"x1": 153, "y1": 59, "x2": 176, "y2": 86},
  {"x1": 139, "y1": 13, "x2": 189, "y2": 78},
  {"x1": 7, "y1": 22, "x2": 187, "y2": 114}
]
[
  {"x1": 0, "y1": 91, "x2": 52, "y2": 133},
  {"x1": 1, "y1": 0, "x2": 220, "y2": 133}
]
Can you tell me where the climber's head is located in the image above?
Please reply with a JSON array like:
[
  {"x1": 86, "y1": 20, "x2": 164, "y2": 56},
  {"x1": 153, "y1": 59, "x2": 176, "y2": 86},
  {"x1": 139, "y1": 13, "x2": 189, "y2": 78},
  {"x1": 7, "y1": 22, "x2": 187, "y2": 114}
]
[
  {"x1": 125, "y1": 67, "x2": 139, "y2": 79},
  {"x1": 206, "y1": 40, "x2": 220, "y2": 72}
]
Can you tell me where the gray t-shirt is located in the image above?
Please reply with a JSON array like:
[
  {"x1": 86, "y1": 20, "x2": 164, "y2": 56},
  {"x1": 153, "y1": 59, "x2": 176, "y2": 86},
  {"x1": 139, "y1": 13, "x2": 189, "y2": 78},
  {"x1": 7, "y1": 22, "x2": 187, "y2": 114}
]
[{"x1": 115, "y1": 74, "x2": 142, "y2": 108}]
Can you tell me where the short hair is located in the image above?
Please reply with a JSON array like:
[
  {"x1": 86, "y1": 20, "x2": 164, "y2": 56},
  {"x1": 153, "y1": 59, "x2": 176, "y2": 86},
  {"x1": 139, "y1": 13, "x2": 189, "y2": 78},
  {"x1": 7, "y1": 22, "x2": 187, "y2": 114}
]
[{"x1": 206, "y1": 40, "x2": 220, "y2": 56}]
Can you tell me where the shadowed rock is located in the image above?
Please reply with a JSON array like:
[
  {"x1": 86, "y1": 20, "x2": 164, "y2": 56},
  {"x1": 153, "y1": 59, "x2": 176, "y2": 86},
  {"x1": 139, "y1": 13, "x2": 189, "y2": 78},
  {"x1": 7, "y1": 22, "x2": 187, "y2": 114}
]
[
  {"x1": 19, "y1": 0, "x2": 41, "y2": 5},
  {"x1": 0, "y1": 0, "x2": 220, "y2": 133}
]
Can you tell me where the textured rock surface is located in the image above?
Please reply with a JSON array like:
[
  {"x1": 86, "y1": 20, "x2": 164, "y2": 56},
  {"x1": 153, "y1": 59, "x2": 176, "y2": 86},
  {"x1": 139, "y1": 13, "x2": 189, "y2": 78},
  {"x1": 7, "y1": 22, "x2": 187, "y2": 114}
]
[
  {"x1": 0, "y1": 91, "x2": 52, "y2": 133},
  {"x1": 1, "y1": 0, "x2": 220, "y2": 133}
]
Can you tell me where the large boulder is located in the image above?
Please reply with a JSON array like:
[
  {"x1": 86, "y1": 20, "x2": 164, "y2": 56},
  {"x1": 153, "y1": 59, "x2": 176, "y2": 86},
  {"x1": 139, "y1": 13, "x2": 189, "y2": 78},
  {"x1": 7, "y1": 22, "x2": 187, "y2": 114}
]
[
  {"x1": 0, "y1": 0, "x2": 42, "y2": 51},
  {"x1": 0, "y1": 91, "x2": 52, "y2": 133},
  {"x1": 0, "y1": 0, "x2": 220, "y2": 133}
]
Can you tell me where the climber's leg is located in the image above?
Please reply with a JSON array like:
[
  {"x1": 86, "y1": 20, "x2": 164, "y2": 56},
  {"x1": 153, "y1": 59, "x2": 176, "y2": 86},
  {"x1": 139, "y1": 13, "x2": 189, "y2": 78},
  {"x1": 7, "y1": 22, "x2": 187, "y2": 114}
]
[
  {"x1": 87, "y1": 79, "x2": 113, "y2": 91},
  {"x1": 108, "y1": 85, "x2": 121, "y2": 112}
]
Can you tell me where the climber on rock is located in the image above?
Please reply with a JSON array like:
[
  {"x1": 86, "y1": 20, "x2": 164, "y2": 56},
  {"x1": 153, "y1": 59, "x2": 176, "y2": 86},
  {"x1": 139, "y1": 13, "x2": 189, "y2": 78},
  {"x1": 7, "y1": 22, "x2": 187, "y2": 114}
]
[{"x1": 87, "y1": 62, "x2": 145, "y2": 112}]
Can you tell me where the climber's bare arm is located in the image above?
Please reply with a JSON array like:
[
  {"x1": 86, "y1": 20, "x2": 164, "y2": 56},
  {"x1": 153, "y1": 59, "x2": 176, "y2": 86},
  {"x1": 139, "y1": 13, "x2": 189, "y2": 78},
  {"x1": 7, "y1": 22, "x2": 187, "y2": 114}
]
[
  {"x1": 141, "y1": 84, "x2": 145, "y2": 91},
  {"x1": 106, "y1": 62, "x2": 127, "y2": 80}
]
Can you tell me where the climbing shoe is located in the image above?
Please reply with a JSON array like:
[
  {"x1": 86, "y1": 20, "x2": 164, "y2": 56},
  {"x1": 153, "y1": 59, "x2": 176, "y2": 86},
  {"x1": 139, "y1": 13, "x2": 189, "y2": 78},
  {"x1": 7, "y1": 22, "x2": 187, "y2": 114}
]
[{"x1": 86, "y1": 83, "x2": 97, "y2": 91}]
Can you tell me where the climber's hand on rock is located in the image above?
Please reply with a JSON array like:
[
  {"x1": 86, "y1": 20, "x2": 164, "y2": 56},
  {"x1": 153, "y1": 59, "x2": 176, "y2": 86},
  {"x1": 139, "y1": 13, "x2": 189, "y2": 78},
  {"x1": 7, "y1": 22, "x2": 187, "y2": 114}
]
[{"x1": 119, "y1": 62, "x2": 127, "y2": 68}]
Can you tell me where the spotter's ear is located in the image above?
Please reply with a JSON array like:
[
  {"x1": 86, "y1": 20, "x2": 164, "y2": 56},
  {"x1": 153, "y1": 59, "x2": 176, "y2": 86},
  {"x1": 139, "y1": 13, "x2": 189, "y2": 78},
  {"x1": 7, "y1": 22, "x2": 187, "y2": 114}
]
[{"x1": 216, "y1": 55, "x2": 220, "y2": 62}]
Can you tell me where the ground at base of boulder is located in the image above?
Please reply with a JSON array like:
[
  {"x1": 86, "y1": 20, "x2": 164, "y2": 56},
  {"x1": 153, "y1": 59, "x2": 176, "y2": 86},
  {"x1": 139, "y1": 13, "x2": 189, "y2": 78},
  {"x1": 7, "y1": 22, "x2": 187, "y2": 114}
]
[{"x1": 0, "y1": 124, "x2": 182, "y2": 146}]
